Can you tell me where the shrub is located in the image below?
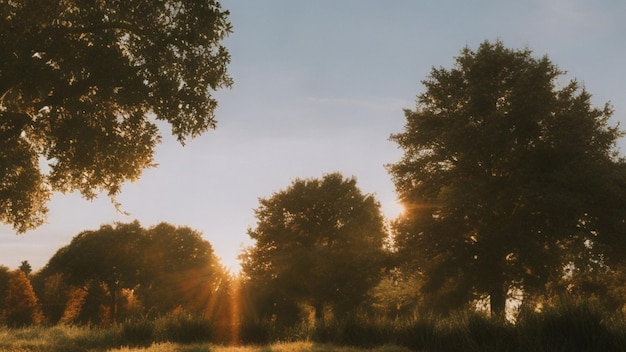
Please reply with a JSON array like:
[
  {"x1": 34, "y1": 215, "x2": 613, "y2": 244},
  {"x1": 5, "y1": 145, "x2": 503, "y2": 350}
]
[
  {"x1": 239, "y1": 318, "x2": 276, "y2": 345},
  {"x1": 119, "y1": 318, "x2": 155, "y2": 347},
  {"x1": 312, "y1": 316, "x2": 395, "y2": 348},
  {"x1": 160, "y1": 313, "x2": 213, "y2": 343},
  {"x1": 394, "y1": 317, "x2": 439, "y2": 351},
  {"x1": 516, "y1": 299, "x2": 618, "y2": 351}
]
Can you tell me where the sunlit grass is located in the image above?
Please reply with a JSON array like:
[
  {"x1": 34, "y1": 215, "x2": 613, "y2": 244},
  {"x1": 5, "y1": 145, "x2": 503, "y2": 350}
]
[
  {"x1": 109, "y1": 342, "x2": 414, "y2": 352},
  {"x1": 0, "y1": 324, "x2": 118, "y2": 351}
]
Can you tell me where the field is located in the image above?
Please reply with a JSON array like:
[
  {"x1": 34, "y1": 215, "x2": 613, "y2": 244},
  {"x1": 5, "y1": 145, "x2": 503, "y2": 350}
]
[
  {"x1": 2, "y1": 301, "x2": 626, "y2": 352},
  {"x1": 0, "y1": 325, "x2": 410, "y2": 352}
]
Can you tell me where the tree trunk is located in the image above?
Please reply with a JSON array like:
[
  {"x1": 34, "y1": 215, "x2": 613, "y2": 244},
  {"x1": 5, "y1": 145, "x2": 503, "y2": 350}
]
[
  {"x1": 314, "y1": 301, "x2": 324, "y2": 322},
  {"x1": 111, "y1": 288, "x2": 118, "y2": 324},
  {"x1": 489, "y1": 283, "x2": 506, "y2": 319}
]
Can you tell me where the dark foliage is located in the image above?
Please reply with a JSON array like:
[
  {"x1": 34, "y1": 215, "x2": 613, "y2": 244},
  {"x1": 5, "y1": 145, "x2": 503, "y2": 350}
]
[
  {"x1": 241, "y1": 173, "x2": 389, "y2": 324},
  {"x1": 1, "y1": 0, "x2": 232, "y2": 232},
  {"x1": 389, "y1": 40, "x2": 626, "y2": 316}
]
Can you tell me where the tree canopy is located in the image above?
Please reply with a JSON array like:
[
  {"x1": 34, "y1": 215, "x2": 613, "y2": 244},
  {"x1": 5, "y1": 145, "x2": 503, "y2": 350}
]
[
  {"x1": 36, "y1": 221, "x2": 227, "y2": 323},
  {"x1": 1, "y1": 0, "x2": 232, "y2": 232},
  {"x1": 388, "y1": 41, "x2": 626, "y2": 316},
  {"x1": 241, "y1": 173, "x2": 388, "y2": 322},
  {"x1": 2, "y1": 270, "x2": 42, "y2": 327}
]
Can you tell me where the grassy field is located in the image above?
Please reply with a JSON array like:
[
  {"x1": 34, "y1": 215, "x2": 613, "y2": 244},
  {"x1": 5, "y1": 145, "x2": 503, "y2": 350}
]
[
  {"x1": 2, "y1": 300, "x2": 626, "y2": 351},
  {"x1": 0, "y1": 325, "x2": 411, "y2": 352},
  {"x1": 110, "y1": 342, "x2": 413, "y2": 352}
]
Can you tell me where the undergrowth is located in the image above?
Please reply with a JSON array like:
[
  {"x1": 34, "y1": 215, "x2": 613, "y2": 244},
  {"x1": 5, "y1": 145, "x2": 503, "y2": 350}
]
[{"x1": 1, "y1": 300, "x2": 625, "y2": 351}]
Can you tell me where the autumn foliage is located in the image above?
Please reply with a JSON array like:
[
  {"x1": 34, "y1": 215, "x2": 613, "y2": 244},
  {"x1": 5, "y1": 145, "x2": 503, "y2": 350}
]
[{"x1": 2, "y1": 270, "x2": 42, "y2": 327}]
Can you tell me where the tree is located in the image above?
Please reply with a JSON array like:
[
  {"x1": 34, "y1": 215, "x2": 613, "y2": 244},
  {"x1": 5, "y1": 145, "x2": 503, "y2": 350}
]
[
  {"x1": 1, "y1": 0, "x2": 232, "y2": 232},
  {"x1": 388, "y1": 41, "x2": 626, "y2": 316},
  {"x1": 0, "y1": 266, "x2": 10, "y2": 318},
  {"x1": 138, "y1": 222, "x2": 228, "y2": 317},
  {"x1": 2, "y1": 270, "x2": 43, "y2": 327},
  {"x1": 18, "y1": 260, "x2": 32, "y2": 276},
  {"x1": 37, "y1": 221, "x2": 227, "y2": 323},
  {"x1": 41, "y1": 221, "x2": 145, "y2": 323},
  {"x1": 241, "y1": 173, "x2": 388, "y2": 322}
]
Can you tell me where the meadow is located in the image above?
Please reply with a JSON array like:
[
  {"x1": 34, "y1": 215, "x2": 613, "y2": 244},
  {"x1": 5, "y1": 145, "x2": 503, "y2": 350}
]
[{"x1": 2, "y1": 300, "x2": 625, "y2": 352}]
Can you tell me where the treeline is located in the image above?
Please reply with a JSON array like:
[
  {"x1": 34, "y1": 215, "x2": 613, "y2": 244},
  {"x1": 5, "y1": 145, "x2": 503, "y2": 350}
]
[{"x1": 0, "y1": 222, "x2": 231, "y2": 327}]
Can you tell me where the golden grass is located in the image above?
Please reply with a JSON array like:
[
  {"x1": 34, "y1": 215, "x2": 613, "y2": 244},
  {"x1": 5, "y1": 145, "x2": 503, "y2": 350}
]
[
  {"x1": 0, "y1": 326, "x2": 412, "y2": 352},
  {"x1": 109, "y1": 342, "x2": 414, "y2": 352}
]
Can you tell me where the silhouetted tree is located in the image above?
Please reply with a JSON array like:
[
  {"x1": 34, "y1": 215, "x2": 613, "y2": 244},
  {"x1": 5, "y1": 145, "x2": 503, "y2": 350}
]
[
  {"x1": 388, "y1": 41, "x2": 626, "y2": 316},
  {"x1": 18, "y1": 260, "x2": 32, "y2": 277},
  {"x1": 138, "y1": 223, "x2": 229, "y2": 317},
  {"x1": 43, "y1": 222, "x2": 144, "y2": 322},
  {"x1": 2, "y1": 270, "x2": 42, "y2": 327},
  {"x1": 241, "y1": 173, "x2": 388, "y2": 323},
  {"x1": 36, "y1": 272, "x2": 68, "y2": 324},
  {"x1": 0, "y1": 265, "x2": 10, "y2": 319},
  {"x1": 38, "y1": 221, "x2": 227, "y2": 323},
  {"x1": 1, "y1": 0, "x2": 232, "y2": 232}
]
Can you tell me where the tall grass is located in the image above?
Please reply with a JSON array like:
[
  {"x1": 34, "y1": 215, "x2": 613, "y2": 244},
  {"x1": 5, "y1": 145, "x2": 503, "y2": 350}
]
[
  {"x1": 1, "y1": 300, "x2": 625, "y2": 351},
  {"x1": 514, "y1": 299, "x2": 626, "y2": 351},
  {"x1": 0, "y1": 324, "x2": 118, "y2": 352},
  {"x1": 238, "y1": 300, "x2": 626, "y2": 351}
]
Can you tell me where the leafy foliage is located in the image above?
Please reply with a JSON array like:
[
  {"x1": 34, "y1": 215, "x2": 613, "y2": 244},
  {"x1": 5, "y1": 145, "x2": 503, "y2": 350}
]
[
  {"x1": 138, "y1": 223, "x2": 230, "y2": 317},
  {"x1": 0, "y1": 266, "x2": 10, "y2": 317},
  {"x1": 35, "y1": 221, "x2": 228, "y2": 323},
  {"x1": 241, "y1": 173, "x2": 388, "y2": 323},
  {"x1": 388, "y1": 41, "x2": 626, "y2": 315},
  {"x1": 1, "y1": 0, "x2": 232, "y2": 232},
  {"x1": 1, "y1": 270, "x2": 43, "y2": 327}
]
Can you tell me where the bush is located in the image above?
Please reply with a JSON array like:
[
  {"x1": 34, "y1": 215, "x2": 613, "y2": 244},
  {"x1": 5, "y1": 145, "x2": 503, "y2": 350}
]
[
  {"x1": 312, "y1": 317, "x2": 394, "y2": 348},
  {"x1": 160, "y1": 313, "x2": 213, "y2": 343},
  {"x1": 516, "y1": 299, "x2": 620, "y2": 351},
  {"x1": 394, "y1": 318, "x2": 439, "y2": 351},
  {"x1": 119, "y1": 318, "x2": 155, "y2": 347},
  {"x1": 239, "y1": 319, "x2": 277, "y2": 345}
]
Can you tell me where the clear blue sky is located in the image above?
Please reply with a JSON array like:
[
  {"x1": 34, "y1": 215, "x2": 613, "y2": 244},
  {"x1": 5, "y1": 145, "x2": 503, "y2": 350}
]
[{"x1": 1, "y1": 0, "x2": 625, "y2": 272}]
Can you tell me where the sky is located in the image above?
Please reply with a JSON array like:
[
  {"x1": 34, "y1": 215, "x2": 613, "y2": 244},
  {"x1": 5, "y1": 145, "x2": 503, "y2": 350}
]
[{"x1": 1, "y1": 0, "x2": 625, "y2": 273}]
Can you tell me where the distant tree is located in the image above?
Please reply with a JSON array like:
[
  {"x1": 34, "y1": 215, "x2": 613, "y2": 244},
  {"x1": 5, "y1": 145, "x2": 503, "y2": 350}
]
[
  {"x1": 388, "y1": 41, "x2": 626, "y2": 316},
  {"x1": 367, "y1": 268, "x2": 421, "y2": 319},
  {"x1": 138, "y1": 222, "x2": 229, "y2": 317},
  {"x1": 0, "y1": 266, "x2": 10, "y2": 317},
  {"x1": 18, "y1": 260, "x2": 32, "y2": 276},
  {"x1": 2, "y1": 270, "x2": 43, "y2": 327},
  {"x1": 32, "y1": 271, "x2": 88, "y2": 325},
  {"x1": 241, "y1": 173, "x2": 388, "y2": 322},
  {"x1": 1, "y1": 0, "x2": 232, "y2": 232},
  {"x1": 38, "y1": 221, "x2": 227, "y2": 322},
  {"x1": 36, "y1": 272, "x2": 68, "y2": 324},
  {"x1": 42, "y1": 221, "x2": 144, "y2": 322}
]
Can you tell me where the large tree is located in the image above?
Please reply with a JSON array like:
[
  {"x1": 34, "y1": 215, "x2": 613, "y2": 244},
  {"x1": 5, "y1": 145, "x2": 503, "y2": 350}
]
[
  {"x1": 388, "y1": 41, "x2": 626, "y2": 316},
  {"x1": 1, "y1": 0, "x2": 232, "y2": 232},
  {"x1": 241, "y1": 173, "x2": 388, "y2": 322}
]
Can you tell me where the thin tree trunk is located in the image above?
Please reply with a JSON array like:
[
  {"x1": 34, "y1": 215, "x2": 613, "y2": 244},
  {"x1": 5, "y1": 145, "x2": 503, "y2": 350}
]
[
  {"x1": 111, "y1": 288, "x2": 118, "y2": 324},
  {"x1": 489, "y1": 283, "x2": 506, "y2": 319},
  {"x1": 314, "y1": 301, "x2": 324, "y2": 322}
]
